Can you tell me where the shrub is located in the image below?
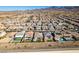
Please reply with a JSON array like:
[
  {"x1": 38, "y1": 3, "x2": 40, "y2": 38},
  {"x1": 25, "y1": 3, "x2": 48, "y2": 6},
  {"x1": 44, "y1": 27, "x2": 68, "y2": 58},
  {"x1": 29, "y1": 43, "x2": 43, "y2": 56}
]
[
  {"x1": 48, "y1": 44, "x2": 52, "y2": 47},
  {"x1": 26, "y1": 40, "x2": 31, "y2": 42},
  {"x1": 47, "y1": 40, "x2": 53, "y2": 42},
  {"x1": 24, "y1": 45, "x2": 27, "y2": 48},
  {"x1": 5, "y1": 46, "x2": 8, "y2": 48},
  {"x1": 17, "y1": 46, "x2": 20, "y2": 49},
  {"x1": 36, "y1": 39, "x2": 41, "y2": 42}
]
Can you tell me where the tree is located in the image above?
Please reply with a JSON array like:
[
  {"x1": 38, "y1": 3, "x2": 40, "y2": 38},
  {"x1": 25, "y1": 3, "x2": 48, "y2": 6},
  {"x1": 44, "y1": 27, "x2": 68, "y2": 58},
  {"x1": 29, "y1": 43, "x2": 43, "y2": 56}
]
[
  {"x1": 72, "y1": 35, "x2": 77, "y2": 41},
  {"x1": 42, "y1": 32, "x2": 45, "y2": 42},
  {"x1": 51, "y1": 32, "x2": 56, "y2": 42},
  {"x1": 31, "y1": 32, "x2": 35, "y2": 42}
]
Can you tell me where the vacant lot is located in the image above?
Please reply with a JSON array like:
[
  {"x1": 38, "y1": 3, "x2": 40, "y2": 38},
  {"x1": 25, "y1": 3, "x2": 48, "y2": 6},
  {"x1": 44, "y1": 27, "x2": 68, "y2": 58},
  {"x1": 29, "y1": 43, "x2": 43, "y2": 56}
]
[{"x1": 0, "y1": 41, "x2": 79, "y2": 51}]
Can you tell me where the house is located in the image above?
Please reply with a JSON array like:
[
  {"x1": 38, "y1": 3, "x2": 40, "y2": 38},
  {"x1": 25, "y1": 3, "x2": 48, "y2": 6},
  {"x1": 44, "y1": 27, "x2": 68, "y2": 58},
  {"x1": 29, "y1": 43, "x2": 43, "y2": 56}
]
[
  {"x1": 55, "y1": 35, "x2": 61, "y2": 41},
  {"x1": 0, "y1": 31, "x2": 6, "y2": 39},
  {"x1": 37, "y1": 21, "x2": 42, "y2": 26},
  {"x1": 56, "y1": 25, "x2": 62, "y2": 30},
  {"x1": 26, "y1": 22, "x2": 32, "y2": 27},
  {"x1": 32, "y1": 23, "x2": 36, "y2": 27},
  {"x1": 14, "y1": 31, "x2": 25, "y2": 42},
  {"x1": 33, "y1": 32, "x2": 43, "y2": 42},
  {"x1": 55, "y1": 30, "x2": 61, "y2": 35},
  {"x1": 58, "y1": 34, "x2": 74, "y2": 43},
  {"x1": 48, "y1": 26, "x2": 55, "y2": 31},
  {"x1": 36, "y1": 26, "x2": 41, "y2": 31},
  {"x1": 42, "y1": 26, "x2": 48, "y2": 30},
  {"x1": 23, "y1": 31, "x2": 33, "y2": 41},
  {"x1": 63, "y1": 36, "x2": 74, "y2": 41},
  {"x1": 0, "y1": 23, "x2": 6, "y2": 30},
  {"x1": 68, "y1": 25, "x2": 74, "y2": 30},
  {"x1": 44, "y1": 32, "x2": 53, "y2": 42}
]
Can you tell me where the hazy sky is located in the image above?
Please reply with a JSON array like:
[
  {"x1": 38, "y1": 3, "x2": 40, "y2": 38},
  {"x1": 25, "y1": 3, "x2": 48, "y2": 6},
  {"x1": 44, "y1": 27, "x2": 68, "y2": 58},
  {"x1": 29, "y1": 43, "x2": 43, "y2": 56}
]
[{"x1": 0, "y1": 6, "x2": 50, "y2": 11}]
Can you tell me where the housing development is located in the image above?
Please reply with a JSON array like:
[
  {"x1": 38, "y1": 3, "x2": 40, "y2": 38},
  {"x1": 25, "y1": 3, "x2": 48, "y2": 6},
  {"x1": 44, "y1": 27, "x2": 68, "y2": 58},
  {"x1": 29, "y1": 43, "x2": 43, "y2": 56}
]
[{"x1": 0, "y1": 6, "x2": 79, "y2": 51}]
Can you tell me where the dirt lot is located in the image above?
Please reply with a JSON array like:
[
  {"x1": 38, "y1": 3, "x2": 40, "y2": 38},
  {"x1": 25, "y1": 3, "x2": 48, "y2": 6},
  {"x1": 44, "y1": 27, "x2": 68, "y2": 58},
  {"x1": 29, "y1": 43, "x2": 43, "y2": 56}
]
[{"x1": 0, "y1": 41, "x2": 79, "y2": 51}]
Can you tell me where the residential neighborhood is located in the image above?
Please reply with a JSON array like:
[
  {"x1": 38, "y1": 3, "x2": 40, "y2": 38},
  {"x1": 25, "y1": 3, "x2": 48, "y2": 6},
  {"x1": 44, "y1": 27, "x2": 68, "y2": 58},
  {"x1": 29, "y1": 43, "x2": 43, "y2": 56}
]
[{"x1": 0, "y1": 6, "x2": 79, "y2": 50}]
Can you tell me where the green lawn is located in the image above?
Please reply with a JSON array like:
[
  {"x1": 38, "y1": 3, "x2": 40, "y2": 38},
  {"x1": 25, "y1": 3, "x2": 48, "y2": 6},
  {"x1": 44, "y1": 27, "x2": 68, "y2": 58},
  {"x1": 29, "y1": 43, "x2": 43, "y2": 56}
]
[{"x1": 13, "y1": 37, "x2": 22, "y2": 43}]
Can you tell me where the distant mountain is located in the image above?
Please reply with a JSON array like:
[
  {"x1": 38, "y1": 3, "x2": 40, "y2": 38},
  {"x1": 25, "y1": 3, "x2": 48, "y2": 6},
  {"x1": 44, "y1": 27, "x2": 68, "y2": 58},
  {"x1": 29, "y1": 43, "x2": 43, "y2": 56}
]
[
  {"x1": 41, "y1": 6, "x2": 79, "y2": 12},
  {"x1": 0, "y1": 6, "x2": 79, "y2": 13},
  {"x1": 48, "y1": 6, "x2": 79, "y2": 9}
]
